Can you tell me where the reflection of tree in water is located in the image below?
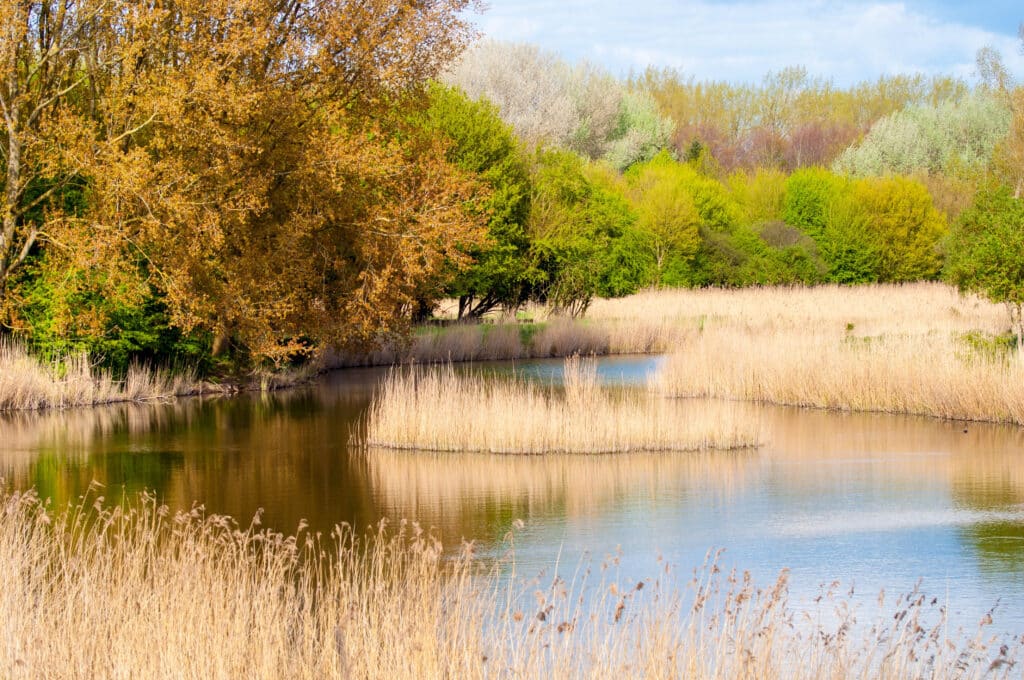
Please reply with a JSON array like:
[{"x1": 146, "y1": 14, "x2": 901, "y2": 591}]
[
  {"x1": 26, "y1": 450, "x2": 183, "y2": 504},
  {"x1": 0, "y1": 371, "x2": 387, "y2": 534},
  {"x1": 961, "y1": 521, "x2": 1024, "y2": 574},
  {"x1": 366, "y1": 448, "x2": 758, "y2": 547},
  {"x1": 948, "y1": 439, "x2": 1024, "y2": 575}
]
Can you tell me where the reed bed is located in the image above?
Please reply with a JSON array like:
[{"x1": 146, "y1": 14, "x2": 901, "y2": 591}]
[
  {"x1": 0, "y1": 340, "x2": 200, "y2": 412},
  {"x1": 360, "y1": 357, "x2": 759, "y2": 454},
  {"x1": 325, "y1": 319, "x2": 686, "y2": 369},
  {"x1": 587, "y1": 283, "x2": 1006, "y2": 337},
  {"x1": 654, "y1": 328, "x2": 1024, "y2": 425},
  {"x1": 1, "y1": 487, "x2": 1019, "y2": 680}
]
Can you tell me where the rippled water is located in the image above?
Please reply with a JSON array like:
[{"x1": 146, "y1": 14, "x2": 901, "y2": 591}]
[{"x1": 2, "y1": 356, "x2": 1023, "y2": 635}]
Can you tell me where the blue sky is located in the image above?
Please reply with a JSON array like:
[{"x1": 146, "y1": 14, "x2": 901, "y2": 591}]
[{"x1": 468, "y1": 1, "x2": 1024, "y2": 85}]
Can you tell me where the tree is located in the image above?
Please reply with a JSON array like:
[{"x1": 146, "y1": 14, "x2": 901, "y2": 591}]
[
  {"x1": 624, "y1": 151, "x2": 701, "y2": 281},
  {"x1": 976, "y1": 38, "x2": 1024, "y2": 198},
  {"x1": 783, "y1": 167, "x2": 849, "y2": 240},
  {"x1": 445, "y1": 41, "x2": 619, "y2": 155},
  {"x1": 527, "y1": 150, "x2": 650, "y2": 316},
  {"x1": 852, "y1": 176, "x2": 946, "y2": 281},
  {"x1": 444, "y1": 41, "x2": 672, "y2": 167},
  {"x1": 832, "y1": 94, "x2": 1011, "y2": 178},
  {"x1": 2, "y1": 0, "x2": 486, "y2": 364},
  {"x1": 421, "y1": 83, "x2": 534, "y2": 319},
  {"x1": 0, "y1": 0, "x2": 112, "y2": 299},
  {"x1": 602, "y1": 91, "x2": 674, "y2": 171},
  {"x1": 945, "y1": 186, "x2": 1024, "y2": 347}
]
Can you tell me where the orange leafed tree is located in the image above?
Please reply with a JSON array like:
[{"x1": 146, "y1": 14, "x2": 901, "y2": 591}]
[{"x1": 1, "y1": 0, "x2": 486, "y2": 362}]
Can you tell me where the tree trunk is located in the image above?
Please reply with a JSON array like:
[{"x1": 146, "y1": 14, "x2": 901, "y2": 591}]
[
  {"x1": 211, "y1": 324, "x2": 231, "y2": 357},
  {"x1": 0, "y1": 136, "x2": 22, "y2": 285}
]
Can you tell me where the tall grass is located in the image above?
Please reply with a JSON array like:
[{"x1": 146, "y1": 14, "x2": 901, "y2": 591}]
[
  {"x1": 0, "y1": 488, "x2": 1018, "y2": 679},
  {"x1": 653, "y1": 324, "x2": 1024, "y2": 425},
  {"x1": 360, "y1": 357, "x2": 760, "y2": 454},
  {"x1": 0, "y1": 340, "x2": 200, "y2": 412},
  {"x1": 587, "y1": 283, "x2": 1007, "y2": 336}
]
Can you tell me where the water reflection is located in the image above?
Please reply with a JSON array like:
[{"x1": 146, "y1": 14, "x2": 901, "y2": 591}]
[
  {"x1": 367, "y1": 448, "x2": 755, "y2": 544},
  {"x1": 1, "y1": 358, "x2": 1023, "y2": 631}
]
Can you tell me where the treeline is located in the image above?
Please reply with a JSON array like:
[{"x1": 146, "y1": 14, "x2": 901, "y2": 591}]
[
  {"x1": 2, "y1": 3, "x2": 1023, "y2": 373},
  {"x1": 440, "y1": 38, "x2": 1024, "y2": 321}
]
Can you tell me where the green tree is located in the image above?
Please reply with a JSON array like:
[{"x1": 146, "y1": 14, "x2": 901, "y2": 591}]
[
  {"x1": 852, "y1": 176, "x2": 946, "y2": 281},
  {"x1": 783, "y1": 167, "x2": 849, "y2": 240},
  {"x1": 527, "y1": 150, "x2": 651, "y2": 316},
  {"x1": 624, "y1": 151, "x2": 701, "y2": 282},
  {"x1": 422, "y1": 83, "x2": 534, "y2": 319},
  {"x1": 945, "y1": 186, "x2": 1024, "y2": 346}
]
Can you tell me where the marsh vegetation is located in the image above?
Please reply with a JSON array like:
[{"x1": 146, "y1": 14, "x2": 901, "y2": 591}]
[
  {"x1": 2, "y1": 488, "x2": 1019, "y2": 680},
  {"x1": 361, "y1": 356, "x2": 759, "y2": 454}
]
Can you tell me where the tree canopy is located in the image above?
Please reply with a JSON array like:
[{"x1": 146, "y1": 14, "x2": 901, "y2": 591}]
[{"x1": 1, "y1": 0, "x2": 486, "y2": 363}]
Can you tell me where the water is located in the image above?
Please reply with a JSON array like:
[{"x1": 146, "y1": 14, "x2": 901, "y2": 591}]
[{"x1": 2, "y1": 356, "x2": 1023, "y2": 636}]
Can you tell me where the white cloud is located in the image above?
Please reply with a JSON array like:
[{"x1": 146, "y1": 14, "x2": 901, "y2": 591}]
[{"x1": 471, "y1": 0, "x2": 1024, "y2": 85}]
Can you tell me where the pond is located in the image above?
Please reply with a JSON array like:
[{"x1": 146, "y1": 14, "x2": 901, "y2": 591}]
[{"x1": 2, "y1": 355, "x2": 1023, "y2": 636}]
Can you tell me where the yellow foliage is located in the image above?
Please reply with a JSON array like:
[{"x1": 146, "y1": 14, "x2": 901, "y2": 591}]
[{"x1": 851, "y1": 176, "x2": 947, "y2": 281}]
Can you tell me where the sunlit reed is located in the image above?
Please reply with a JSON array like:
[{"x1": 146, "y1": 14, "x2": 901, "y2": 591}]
[
  {"x1": 360, "y1": 357, "x2": 759, "y2": 454},
  {"x1": 0, "y1": 340, "x2": 200, "y2": 413},
  {"x1": 654, "y1": 328, "x2": 1024, "y2": 425},
  {"x1": 1, "y1": 488, "x2": 1017, "y2": 679}
]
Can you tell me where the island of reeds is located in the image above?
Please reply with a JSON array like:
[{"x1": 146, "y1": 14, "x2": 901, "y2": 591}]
[{"x1": 359, "y1": 357, "x2": 759, "y2": 454}]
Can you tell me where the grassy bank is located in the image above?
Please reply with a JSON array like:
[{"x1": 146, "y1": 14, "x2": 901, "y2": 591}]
[
  {"x1": 325, "y1": 316, "x2": 691, "y2": 368},
  {"x1": 654, "y1": 328, "x2": 1024, "y2": 424},
  {"x1": 360, "y1": 357, "x2": 759, "y2": 454},
  {"x1": 0, "y1": 488, "x2": 1017, "y2": 679},
  {"x1": 0, "y1": 341, "x2": 201, "y2": 412},
  {"x1": 637, "y1": 284, "x2": 1024, "y2": 424}
]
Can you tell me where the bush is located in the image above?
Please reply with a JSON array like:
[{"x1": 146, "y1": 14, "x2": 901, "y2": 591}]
[
  {"x1": 527, "y1": 150, "x2": 653, "y2": 314},
  {"x1": 782, "y1": 167, "x2": 848, "y2": 240},
  {"x1": 852, "y1": 176, "x2": 946, "y2": 282},
  {"x1": 945, "y1": 186, "x2": 1024, "y2": 344}
]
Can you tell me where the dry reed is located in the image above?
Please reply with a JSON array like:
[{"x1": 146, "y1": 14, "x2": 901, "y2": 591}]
[
  {"x1": 1, "y1": 487, "x2": 1018, "y2": 680},
  {"x1": 0, "y1": 340, "x2": 200, "y2": 413},
  {"x1": 654, "y1": 327, "x2": 1024, "y2": 425},
  {"x1": 587, "y1": 283, "x2": 1006, "y2": 337},
  {"x1": 360, "y1": 357, "x2": 760, "y2": 454}
]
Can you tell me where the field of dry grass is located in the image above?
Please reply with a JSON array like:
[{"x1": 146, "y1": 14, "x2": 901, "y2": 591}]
[
  {"x1": 360, "y1": 357, "x2": 759, "y2": 454},
  {"x1": 637, "y1": 284, "x2": 1024, "y2": 424},
  {"x1": 1, "y1": 488, "x2": 1017, "y2": 680},
  {"x1": 654, "y1": 328, "x2": 1024, "y2": 424},
  {"x1": 0, "y1": 341, "x2": 201, "y2": 413},
  {"x1": 587, "y1": 283, "x2": 1006, "y2": 336}
]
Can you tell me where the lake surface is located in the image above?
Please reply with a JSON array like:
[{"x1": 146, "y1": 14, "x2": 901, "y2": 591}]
[{"x1": 2, "y1": 355, "x2": 1023, "y2": 637}]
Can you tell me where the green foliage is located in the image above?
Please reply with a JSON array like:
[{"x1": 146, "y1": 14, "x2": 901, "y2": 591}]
[
  {"x1": 852, "y1": 176, "x2": 946, "y2": 281},
  {"x1": 528, "y1": 150, "x2": 652, "y2": 315},
  {"x1": 727, "y1": 168, "x2": 787, "y2": 226},
  {"x1": 782, "y1": 167, "x2": 849, "y2": 239},
  {"x1": 422, "y1": 83, "x2": 536, "y2": 317},
  {"x1": 688, "y1": 222, "x2": 826, "y2": 287},
  {"x1": 945, "y1": 187, "x2": 1024, "y2": 341},
  {"x1": 624, "y1": 151, "x2": 702, "y2": 282},
  {"x1": 816, "y1": 196, "x2": 883, "y2": 283},
  {"x1": 9, "y1": 258, "x2": 210, "y2": 373}
]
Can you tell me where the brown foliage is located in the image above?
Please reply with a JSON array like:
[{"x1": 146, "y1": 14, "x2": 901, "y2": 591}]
[{"x1": 1, "y1": 0, "x2": 486, "y2": 362}]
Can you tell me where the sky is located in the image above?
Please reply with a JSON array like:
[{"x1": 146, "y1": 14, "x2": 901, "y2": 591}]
[{"x1": 468, "y1": 1, "x2": 1024, "y2": 86}]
